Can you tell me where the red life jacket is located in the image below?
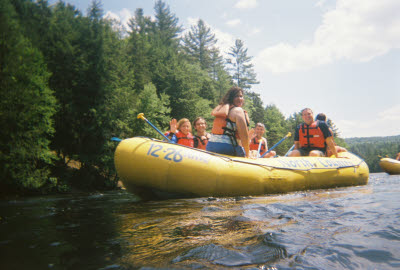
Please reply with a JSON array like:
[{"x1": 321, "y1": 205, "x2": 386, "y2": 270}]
[
  {"x1": 298, "y1": 121, "x2": 326, "y2": 149},
  {"x1": 249, "y1": 137, "x2": 266, "y2": 155},
  {"x1": 194, "y1": 134, "x2": 209, "y2": 150},
  {"x1": 175, "y1": 131, "x2": 194, "y2": 147}
]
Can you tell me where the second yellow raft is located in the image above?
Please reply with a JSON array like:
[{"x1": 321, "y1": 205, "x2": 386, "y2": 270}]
[{"x1": 379, "y1": 158, "x2": 400, "y2": 175}]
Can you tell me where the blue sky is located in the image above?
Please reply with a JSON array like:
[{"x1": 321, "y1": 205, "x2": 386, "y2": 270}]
[{"x1": 49, "y1": 0, "x2": 400, "y2": 138}]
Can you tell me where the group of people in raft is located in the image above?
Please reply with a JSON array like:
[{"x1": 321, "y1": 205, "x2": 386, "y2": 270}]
[{"x1": 165, "y1": 86, "x2": 347, "y2": 158}]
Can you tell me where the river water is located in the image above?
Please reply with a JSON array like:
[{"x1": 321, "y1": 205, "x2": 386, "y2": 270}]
[{"x1": 1, "y1": 173, "x2": 399, "y2": 269}]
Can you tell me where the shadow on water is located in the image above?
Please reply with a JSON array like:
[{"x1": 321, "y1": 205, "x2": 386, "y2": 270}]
[
  {"x1": 0, "y1": 191, "x2": 140, "y2": 269},
  {"x1": 0, "y1": 173, "x2": 399, "y2": 269}
]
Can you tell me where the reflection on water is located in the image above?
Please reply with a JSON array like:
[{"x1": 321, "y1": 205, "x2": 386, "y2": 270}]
[{"x1": 0, "y1": 173, "x2": 399, "y2": 269}]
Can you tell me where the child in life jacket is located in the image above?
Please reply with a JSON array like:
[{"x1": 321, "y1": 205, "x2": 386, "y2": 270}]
[
  {"x1": 165, "y1": 118, "x2": 194, "y2": 147},
  {"x1": 249, "y1": 123, "x2": 276, "y2": 158},
  {"x1": 193, "y1": 117, "x2": 211, "y2": 150}
]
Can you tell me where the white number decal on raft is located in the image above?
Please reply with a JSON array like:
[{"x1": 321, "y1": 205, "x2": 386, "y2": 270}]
[
  {"x1": 146, "y1": 143, "x2": 210, "y2": 164},
  {"x1": 147, "y1": 143, "x2": 183, "y2": 162}
]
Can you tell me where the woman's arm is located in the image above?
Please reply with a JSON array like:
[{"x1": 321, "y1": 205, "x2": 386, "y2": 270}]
[
  {"x1": 230, "y1": 107, "x2": 249, "y2": 157},
  {"x1": 326, "y1": 137, "x2": 338, "y2": 157},
  {"x1": 211, "y1": 104, "x2": 230, "y2": 117}
]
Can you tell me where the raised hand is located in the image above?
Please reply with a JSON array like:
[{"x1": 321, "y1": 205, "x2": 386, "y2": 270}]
[
  {"x1": 248, "y1": 128, "x2": 256, "y2": 139},
  {"x1": 170, "y1": 118, "x2": 177, "y2": 133}
]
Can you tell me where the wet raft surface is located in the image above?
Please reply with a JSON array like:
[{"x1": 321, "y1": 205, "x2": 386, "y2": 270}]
[{"x1": 0, "y1": 173, "x2": 399, "y2": 269}]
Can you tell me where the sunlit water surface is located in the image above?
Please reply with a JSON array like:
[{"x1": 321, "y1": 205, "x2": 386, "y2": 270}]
[{"x1": 1, "y1": 173, "x2": 399, "y2": 269}]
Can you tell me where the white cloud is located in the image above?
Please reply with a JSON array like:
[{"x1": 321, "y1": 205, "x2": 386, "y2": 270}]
[
  {"x1": 337, "y1": 104, "x2": 400, "y2": 137},
  {"x1": 378, "y1": 104, "x2": 400, "y2": 121},
  {"x1": 104, "y1": 8, "x2": 133, "y2": 31},
  {"x1": 256, "y1": 0, "x2": 400, "y2": 73},
  {"x1": 104, "y1": 8, "x2": 156, "y2": 33},
  {"x1": 226, "y1": 19, "x2": 241, "y2": 27},
  {"x1": 234, "y1": 0, "x2": 258, "y2": 9},
  {"x1": 248, "y1": 27, "x2": 261, "y2": 36},
  {"x1": 316, "y1": 0, "x2": 326, "y2": 8},
  {"x1": 186, "y1": 16, "x2": 198, "y2": 27},
  {"x1": 214, "y1": 28, "x2": 236, "y2": 55}
]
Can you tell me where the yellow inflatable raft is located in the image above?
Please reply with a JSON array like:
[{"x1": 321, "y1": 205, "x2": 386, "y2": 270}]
[
  {"x1": 379, "y1": 158, "x2": 400, "y2": 175},
  {"x1": 114, "y1": 137, "x2": 369, "y2": 200}
]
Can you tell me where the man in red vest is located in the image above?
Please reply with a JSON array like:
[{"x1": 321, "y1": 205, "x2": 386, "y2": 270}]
[{"x1": 289, "y1": 108, "x2": 338, "y2": 157}]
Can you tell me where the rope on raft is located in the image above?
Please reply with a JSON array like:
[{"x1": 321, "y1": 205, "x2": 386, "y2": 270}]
[{"x1": 143, "y1": 137, "x2": 366, "y2": 172}]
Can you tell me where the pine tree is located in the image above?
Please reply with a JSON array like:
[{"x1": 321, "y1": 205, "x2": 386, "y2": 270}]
[
  {"x1": 226, "y1": 39, "x2": 259, "y2": 90},
  {"x1": 127, "y1": 8, "x2": 153, "y2": 92},
  {"x1": 95, "y1": 16, "x2": 137, "y2": 185},
  {"x1": 153, "y1": 0, "x2": 181, "y2": 47},
  {"x1": 0, "y1": 0, "x2": 57, "y2": 192},
  {"x1": 132, "y1": 83, "x2": 171, "y2": 138},
  {"x1": 209, "y1": 48, "x2": 232, "y2": 103},
  {"x1": 245, "y1": 92, "x2": 265, "y2": 124},
  {"x1": 183, "y1": 19, "x2": 217, "y2": 71},
  {"x1": 44, "y1": 1, "x2": 84, "y2": 164},
  {"x1": 263, "y1": 104, "x2": 289, "y2": 155}
]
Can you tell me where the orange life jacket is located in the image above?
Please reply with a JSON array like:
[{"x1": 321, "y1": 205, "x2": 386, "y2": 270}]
[
  {"x1": 211, "y1": 109, "x2": 249, "y2": 139},
  {"x1": 175, "y1": 131, "x2": 194, "y2": 147},
  {"x1": 194, "y1": 134, "x2": 209, "y2": 150},
  {"x1": 298, "y1": 121, "x2": 326, "y2": 149},
  {"x1": 164, "y1": 131, "x2": 194, "y2": 147},
  {"x1": 249, "y1": 137, "x2": 266, "y2": 155}
]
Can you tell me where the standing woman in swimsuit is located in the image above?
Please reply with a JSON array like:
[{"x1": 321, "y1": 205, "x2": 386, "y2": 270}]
[{"x1": 206, "y1": 87, "x2": 250, "y2": 157}]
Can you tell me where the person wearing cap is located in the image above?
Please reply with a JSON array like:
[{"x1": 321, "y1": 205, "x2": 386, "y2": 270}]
[{"x1": 289, "y1": 108, "x2": 338, "y2": 157}]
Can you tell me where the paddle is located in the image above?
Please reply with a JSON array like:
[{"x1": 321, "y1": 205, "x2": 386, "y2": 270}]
[
  {"x1": 284, "y1": 144, "x2": 295, "y2": 157},
  {"x1": 137, "y1": 113, "x2": 172, "y2": 143},
  {"x1": 260, "y1": 132, "x2": 292, "y2": 158},
  {"x1": 111, "y1": 137, "x2": 122, "y2": 142}
]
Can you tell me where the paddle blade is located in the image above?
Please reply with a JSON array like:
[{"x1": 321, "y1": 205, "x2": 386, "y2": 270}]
[{"x1": 111, "y1": 137, "x2": 122, "y2": 142}]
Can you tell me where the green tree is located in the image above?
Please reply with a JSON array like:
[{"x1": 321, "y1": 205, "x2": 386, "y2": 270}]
[
  {"x1": 264, "y1": 105, "x2": 289, "y2": 155},
  {"x1": 245, "y1": 92, "x2": 265, "y2": 124},
  {"x1": 44, "y1": 1, "x2": 84, "y2": 165},
  {"x1": 183, "y1": 19, "x2": 217, "y2": 72},
  {"x1": 132, "y1": 83, "x2": 171, "y2": 138},
  {"x1": 163, "y1": 63, "x2": 212, "y2": 120},
  {"x1": 94, "y1": 17, "x2": 137, "y2": 185},
  {"x1": 127, "y1": 8, "x2": 153, "y2": 92},
  {"x1": 209, "y1": 48, "x2": 232, "y2": 103},
  {"x1": 11, "y1": 0, "x2": 52, "y2": 50},
  {"x1": 226, "y1": 39, "x2": 259, "y2": 90},
  {"x1": 153, "y1": 0, "x2": 181, "y2": 47},
  {"x1": 0, "y1": 0, "x2": 57, "y2": 192}
]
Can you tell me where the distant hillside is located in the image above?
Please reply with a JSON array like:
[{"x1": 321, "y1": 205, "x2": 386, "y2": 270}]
[
  {"x1": 345, "y1": 135, "x2": 400, "y2": 145},
  {"x1": 344, "y1": 135, "x2": 400, "y2": 173}
]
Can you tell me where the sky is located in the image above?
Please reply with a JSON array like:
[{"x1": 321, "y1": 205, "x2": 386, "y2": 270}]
[{"x1": 48, "y1": 0, "x2": 400, "y2": 138}]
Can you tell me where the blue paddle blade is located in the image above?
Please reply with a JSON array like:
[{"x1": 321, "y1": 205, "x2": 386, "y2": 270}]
[{"x1": 111, "y1": 137, "x2": 122, "y2": 142}]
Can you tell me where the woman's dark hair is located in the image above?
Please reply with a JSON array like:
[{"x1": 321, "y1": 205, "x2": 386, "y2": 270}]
[
  {"x1": 315, "y1": 113, "x2": 327, "y2": 121},
  {"x1": 220, "y1": 86, "x2": 243, "y2": 105}
]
